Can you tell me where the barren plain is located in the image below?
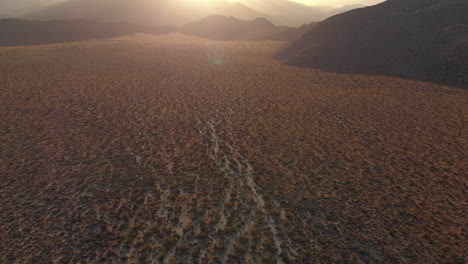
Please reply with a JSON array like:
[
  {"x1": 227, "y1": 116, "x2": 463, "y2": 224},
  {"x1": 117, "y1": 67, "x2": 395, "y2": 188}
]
[{"x1": 0, "y1": 34, "x2": 466, "y2": 263}]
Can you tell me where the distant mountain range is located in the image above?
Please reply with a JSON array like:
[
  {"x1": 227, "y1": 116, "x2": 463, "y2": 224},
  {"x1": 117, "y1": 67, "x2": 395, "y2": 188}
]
[
  {"x1": 1, "y1": 0, "x2": 64, "y2": 17},
  {"x1": 234, "y1": 0, "x2": 365, "y2": 26},
  {"x1": 0, "y1": 15, "x2": 316, "y2": 46},
  {"x1": 181, "y1": 14, "x2": 319, "y2": 41},
  {"x1": 0, "y1": 19, "x2": 171, "y2": 46},
  {"x1": 24, "y1": 0, "x2": 270, "y2": 26},
  {"x1": 20, "y1": 0, "x2": 364, "y2": 27},
  {"x1": 275, "y1": 0, "x2": 468, "y2": 88}
]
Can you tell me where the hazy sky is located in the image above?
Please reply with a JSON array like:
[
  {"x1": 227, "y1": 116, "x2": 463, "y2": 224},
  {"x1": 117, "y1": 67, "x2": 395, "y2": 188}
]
[
  {"x1": 1, "y1": 0, "x2": 387, "y2": 10},
  {"x1": 1, "y1": 0, "x2": 386, "y2": 14},
  {"x1": 291, "y1": 0, "x2": 384, "y2": 6}
]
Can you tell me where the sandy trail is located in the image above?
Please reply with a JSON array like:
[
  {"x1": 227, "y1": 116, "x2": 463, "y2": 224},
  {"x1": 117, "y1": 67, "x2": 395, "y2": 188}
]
[{"x1": 197, "y1": 115, "x2": 294, "y2": 263}]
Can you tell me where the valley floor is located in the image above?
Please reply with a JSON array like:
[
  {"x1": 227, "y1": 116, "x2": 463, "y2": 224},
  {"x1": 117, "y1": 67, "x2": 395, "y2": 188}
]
[{"x1": 0, "y1": 34, "x2": 466, "y2": 263}]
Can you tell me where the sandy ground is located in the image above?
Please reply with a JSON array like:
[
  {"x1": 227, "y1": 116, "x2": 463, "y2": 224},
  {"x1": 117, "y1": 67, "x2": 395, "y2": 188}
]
[{"x1": 0, "y1": 33, "x2": 466, "y2": 263}]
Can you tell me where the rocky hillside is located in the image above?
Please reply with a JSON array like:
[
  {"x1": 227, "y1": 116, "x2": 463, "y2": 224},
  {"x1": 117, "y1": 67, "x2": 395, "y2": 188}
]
[{"x1": 275, "y1": 0, "x2": 468, "y2": 88}]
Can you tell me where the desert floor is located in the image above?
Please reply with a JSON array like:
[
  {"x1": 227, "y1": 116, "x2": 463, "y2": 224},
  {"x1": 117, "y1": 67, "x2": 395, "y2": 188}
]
[{"x1": 1, "y1": 34, "x2": 466, "y2": 264}]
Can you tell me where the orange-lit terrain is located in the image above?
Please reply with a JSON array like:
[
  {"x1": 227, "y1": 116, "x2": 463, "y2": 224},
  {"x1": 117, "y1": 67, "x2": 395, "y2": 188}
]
[{"x1": 0, "y1": 34, "x2": 466, "y2": 263}]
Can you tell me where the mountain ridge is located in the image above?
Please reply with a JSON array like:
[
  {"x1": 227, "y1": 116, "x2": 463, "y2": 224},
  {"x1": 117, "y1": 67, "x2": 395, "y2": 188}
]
[
  {"x1": 22, "y1": 0, "x2": 367, "y2": 27},
  {"x1": 180, "y1": 15, "x2": 279, "y2": 41},
  {"x1": 275, "y1": 0, "x2": 468, "y2": 88},
  {"x1": 24, "y1": 0, "x2": 272, "y2": 27},
  {"x1": 0, "y1": 18, "x2": 172, "y2": 46}
]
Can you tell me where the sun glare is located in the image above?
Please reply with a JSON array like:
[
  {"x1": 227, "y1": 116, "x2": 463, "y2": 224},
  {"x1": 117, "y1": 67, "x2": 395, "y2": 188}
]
[{"x1": 177, "y1": 0, "x2": 213, "y2": 7}]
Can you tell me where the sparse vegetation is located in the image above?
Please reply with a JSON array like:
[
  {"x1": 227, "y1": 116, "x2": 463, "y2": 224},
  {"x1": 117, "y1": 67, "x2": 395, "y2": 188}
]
[{"x1": 0, "y1": 33, "x2": 466, "y2": 263}]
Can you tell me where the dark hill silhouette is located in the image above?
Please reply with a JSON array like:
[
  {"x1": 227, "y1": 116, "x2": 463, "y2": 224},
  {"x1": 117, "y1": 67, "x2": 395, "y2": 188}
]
[
  {"x1": 0, "y1": 19, "x2": 172, "y2": 46},
  {"x1": 24, "y1": 0, "x2": 270, "y2": 27},
  {"x1": 181, "y1": 15, "x2": 279, "y2": 41},
  {"x1": 275, "y1": 0, "x2": 468, "y2": 88}
]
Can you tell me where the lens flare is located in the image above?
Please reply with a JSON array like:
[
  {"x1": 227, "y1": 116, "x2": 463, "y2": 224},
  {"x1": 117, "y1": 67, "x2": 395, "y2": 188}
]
[{"x1": 205, "y1": 44, "x2": 224, "y2": 65}]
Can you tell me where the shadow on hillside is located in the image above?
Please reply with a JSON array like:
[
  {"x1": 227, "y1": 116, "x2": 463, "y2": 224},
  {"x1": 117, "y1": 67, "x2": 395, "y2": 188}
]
[
  {"x1": 272, "y1": 0, "x2": 468, "y2": 90},
  {"x1": 279, "y1": 58, "x2": 468, "y2": 90}
]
